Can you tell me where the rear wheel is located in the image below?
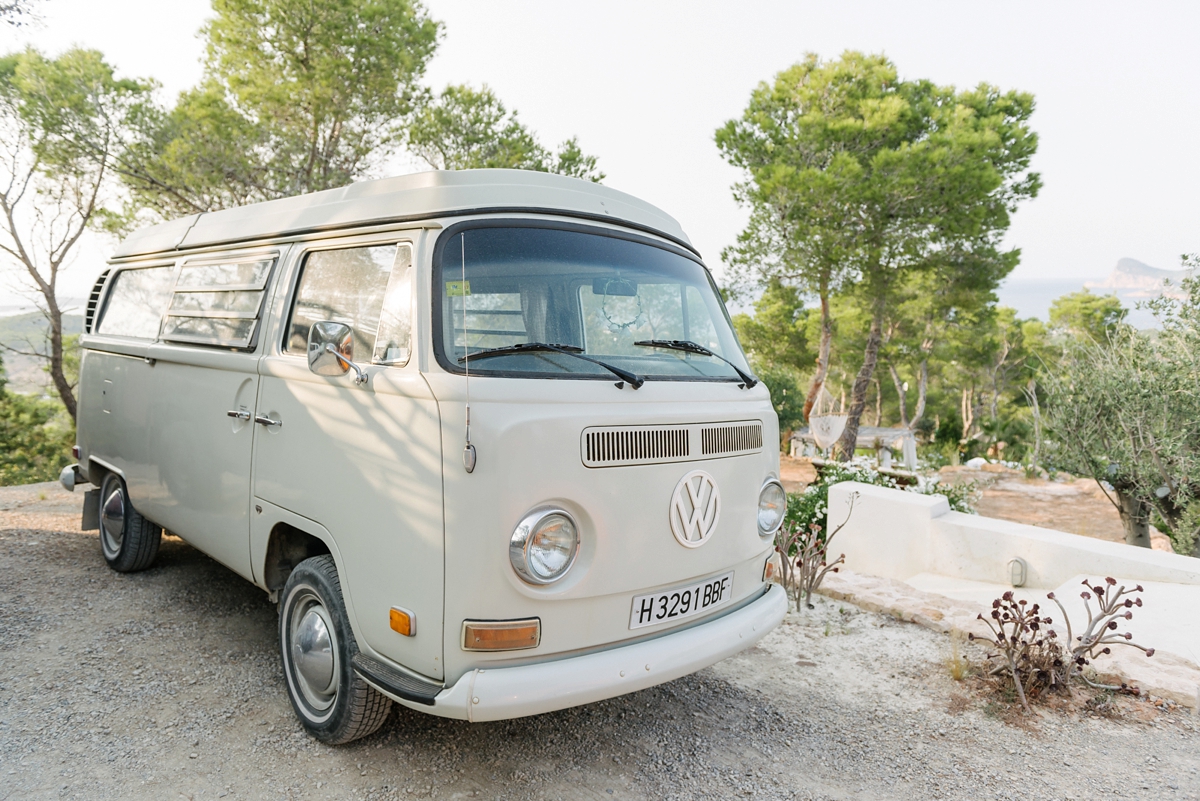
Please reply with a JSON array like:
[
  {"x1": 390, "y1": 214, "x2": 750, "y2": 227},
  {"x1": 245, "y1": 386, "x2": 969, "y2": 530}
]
[
  {"x1": 98, "y1": 473, "x2": 161, "y2": 572},
  {"x1": 280, "y1": 555, "x2": 392, "y2": 744}
]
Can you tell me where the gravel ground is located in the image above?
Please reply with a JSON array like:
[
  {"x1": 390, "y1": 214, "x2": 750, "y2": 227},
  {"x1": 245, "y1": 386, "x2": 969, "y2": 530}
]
[{"x1": 2, "y1": 483, "x2": 1199, "y2": 801}]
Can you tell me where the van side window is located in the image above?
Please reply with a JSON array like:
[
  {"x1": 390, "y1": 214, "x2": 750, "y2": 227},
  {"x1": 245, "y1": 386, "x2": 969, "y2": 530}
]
[
  {"x1": 162, "y1": 257, "x2": 275, "y2": 348},
  {"x1": 286, "y1": 243, "x2": 410, "y2": 364},
  {"x1": 372, "y1": 244, "x2": 413, "y2": 366},
  {"x1": 96, "y1": 265, "x2": 176, "y2": 339}
]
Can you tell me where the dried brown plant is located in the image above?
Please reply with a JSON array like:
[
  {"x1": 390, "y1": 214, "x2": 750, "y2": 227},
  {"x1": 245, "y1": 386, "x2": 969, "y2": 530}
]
[
  {"x1": 1047, "y1": 577, "x2": 1155, "y2": 690},
  {"x1": 973, "y1": 578, "x2": 1155, "y2": 714},
  {"x1": 773, "y1": 491, "x2": 857, "y2": 612},
  {"x1": 971, "y1": 592, "x2": 1058, "y2": 713}
]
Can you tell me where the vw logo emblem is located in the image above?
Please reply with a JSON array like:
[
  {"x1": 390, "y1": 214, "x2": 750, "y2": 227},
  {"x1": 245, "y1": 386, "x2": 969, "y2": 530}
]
[{"x1": 669, "y1": 470, "x2": 721, "y2": 548}]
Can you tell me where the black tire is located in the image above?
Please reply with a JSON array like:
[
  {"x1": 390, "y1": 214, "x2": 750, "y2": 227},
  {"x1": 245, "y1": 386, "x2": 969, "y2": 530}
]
[
  {"x1": 98, "y1": 472, "x2": 162, "y2": 573},
  {"x1": 279, "y1": 555, "x2": 392, "y2": 744}
]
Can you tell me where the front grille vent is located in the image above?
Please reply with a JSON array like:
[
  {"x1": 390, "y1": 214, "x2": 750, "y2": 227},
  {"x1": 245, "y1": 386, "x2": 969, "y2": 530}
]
[
  {"x1": 701, "y1": 421, "x2": 763, "y2": 456},
  {"x1": 583, "y1": 426, "x2": 689, "y2": 468},
  {"x1": 582, "y1": 420, "x2": 763, "y2": 468}
]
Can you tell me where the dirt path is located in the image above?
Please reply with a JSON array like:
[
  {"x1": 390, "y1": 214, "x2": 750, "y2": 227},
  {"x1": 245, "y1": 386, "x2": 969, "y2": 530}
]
[
  {"x1": 950, "y1": 468, "x2": 1176, "y2": 551},
  {"x1": 2, "y1": 484, "x2": 1197, "y2": 800}
]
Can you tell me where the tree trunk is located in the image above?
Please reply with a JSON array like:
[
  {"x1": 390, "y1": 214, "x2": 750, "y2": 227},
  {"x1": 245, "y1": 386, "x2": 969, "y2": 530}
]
[
  {"x1": 888, "y1": 363, "x2": 908, "y2": 428},
  {"x1": 802, "y1": 290, "x2": 832, "y2": 422},
  {"x1": 44, "y1": 298, "x2": 77, "y2": 421},
  {"x1": 1116, "y1": 490, "x2": 1152, "y2": 549},
  {"x1": 872, "y1": 377, "x2": 881, "y2": 426},
  {"x1": 910, "y1": 359, "x2": 928, "y2": 430},
  {"x1": 1023, "y1": 380, "x2": 1041, "y2": 468},
  {"x1": 836, "y1": 300, "x2": 884, "y2": 460},
  {"x1": 961, "y1": 386, "x2": 976, "y2": 440}
]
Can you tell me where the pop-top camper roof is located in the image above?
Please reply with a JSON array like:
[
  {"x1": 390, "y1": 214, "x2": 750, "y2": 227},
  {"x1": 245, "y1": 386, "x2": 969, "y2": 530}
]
[{"x1": 111, "y1": 169, "x2": 696, "y2": 260}]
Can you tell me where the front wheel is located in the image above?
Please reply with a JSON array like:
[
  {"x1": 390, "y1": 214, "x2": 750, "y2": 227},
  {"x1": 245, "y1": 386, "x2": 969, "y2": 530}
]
[
  {"x1": 98, "y1": 473, "x2": 161, "y2": 573},
  {"x1": 279, "y1": 555, "x2": 392, "y2": 744}
]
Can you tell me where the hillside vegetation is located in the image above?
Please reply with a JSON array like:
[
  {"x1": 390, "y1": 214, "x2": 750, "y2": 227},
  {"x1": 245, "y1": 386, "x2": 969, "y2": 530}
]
[{"x1": 0, "y1": 312, "x2": 83, "y2": 395}]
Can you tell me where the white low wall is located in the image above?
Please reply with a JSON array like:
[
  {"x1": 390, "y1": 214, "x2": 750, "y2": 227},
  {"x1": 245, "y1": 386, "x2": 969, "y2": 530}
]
[{"x1": 827, "y1": 481, "x2": 1200, "y2": 588}]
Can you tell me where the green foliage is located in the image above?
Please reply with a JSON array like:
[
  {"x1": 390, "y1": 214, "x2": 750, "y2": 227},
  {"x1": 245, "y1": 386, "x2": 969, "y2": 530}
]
[
  {"x1": 784, "y1": 464, "x2": 977, "y2": 547},
  {"x1": 121, "y1": 0, "x2": 441, "y2": 216},
  {"x1": 1041, "y1": 275, "x2": 1200, "y2": 555},
  {"x1": 784, "y1": 466, "x2": 896, "y2": 543},
  {"x1": 0, "y1": 47, "x2": 152, "y2": 417},
  {"x1": 754, "y1": 364, "x2": 806, "y2": 437},
  {"x1": 406, "y1": 84, "x2": 603, "y2": 181},
  {"x1": 1049, "y1": 289, "x2": 1127, "y2": 343},
  {"x1": 716, "y1": 51, "x2": 1040, "y2": 299},
  {"x1": 0, "y1": 47, "x2": 155, "y2": 178},
  {"x1": 717, "y1": 51, "x2": 1040, "y2": 454},
  {"x1": 730, "y1": 278, "x2": 811, "y2": 373},
  {"x1": 0, "y1": 360, "x2": 73, "y2": 485},
  {"x1": 731, "y1": 279, "x2": 813, "y2": 437},
  {"x1": 550, "y1": 136, "x2": 604, "y2": 182}
]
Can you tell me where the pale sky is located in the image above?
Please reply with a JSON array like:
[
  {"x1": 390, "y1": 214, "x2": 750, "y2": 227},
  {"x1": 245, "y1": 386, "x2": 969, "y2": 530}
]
[{"x1": 2, "y1": 0, "x2": 1198, "y2": 310}]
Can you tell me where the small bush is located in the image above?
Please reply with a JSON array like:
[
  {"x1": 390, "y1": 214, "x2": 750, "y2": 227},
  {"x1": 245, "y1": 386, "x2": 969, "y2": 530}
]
[
  {"x1": 785, "y1": 462, "x2": 978, "y2": 538},
  {"x1": 0, "y1": 387, "x2": 73, "y2": 485},
  {"x1": 972, "y1": 578, "x2": 1154, "y2": 714},
  {"x1": 774, "y1": 491, "x2": 858, "y2": 612},
  {"x1": 972, "y1": 592, "x2": 1060, "y2": 712}
]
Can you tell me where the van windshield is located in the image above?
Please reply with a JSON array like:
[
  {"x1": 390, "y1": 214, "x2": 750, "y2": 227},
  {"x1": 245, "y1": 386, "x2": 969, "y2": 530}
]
[{"x1": 434, "y1": 226, "x2": 751, "y2": 383}]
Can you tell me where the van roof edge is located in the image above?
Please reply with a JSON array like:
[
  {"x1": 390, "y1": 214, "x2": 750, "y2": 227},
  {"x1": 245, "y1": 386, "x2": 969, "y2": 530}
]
[{"x1": 111, "y1": 170, "x2": 697, "y2": 261}]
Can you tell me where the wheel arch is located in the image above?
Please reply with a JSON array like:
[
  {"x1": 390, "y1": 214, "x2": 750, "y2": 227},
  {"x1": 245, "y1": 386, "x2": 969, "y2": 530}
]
[
  {"x1": 264, "y1": 521, "x2": 333, "y2": 593},
  {"x1": 86, "y1": 457, "x2": 121, "y2": 490}
]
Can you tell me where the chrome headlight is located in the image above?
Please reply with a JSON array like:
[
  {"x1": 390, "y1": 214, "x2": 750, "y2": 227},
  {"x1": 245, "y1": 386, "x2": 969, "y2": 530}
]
[
  {"x1": 757, "y1": 479, "x2": 786, "y2": 537},
  {"x1": 509, "y1": 508, "x2": 580, "y2": 585}
]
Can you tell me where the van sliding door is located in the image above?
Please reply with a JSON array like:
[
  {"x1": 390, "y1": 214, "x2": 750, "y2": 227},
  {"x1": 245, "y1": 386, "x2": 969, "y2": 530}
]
[{"x1": 142, "y1": 252, "x2": 278, "y2": 581}]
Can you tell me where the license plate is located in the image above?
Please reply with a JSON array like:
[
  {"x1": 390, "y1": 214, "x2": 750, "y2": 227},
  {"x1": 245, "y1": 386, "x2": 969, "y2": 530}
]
[{"x1": 628, "y1": 571, "x2": 733, "y2": 630}]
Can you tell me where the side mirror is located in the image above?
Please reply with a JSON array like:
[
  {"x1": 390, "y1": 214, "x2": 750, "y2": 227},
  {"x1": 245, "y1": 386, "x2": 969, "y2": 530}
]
[{"x1": 308, "y1": 321, "x2": 367, "y2": 385}]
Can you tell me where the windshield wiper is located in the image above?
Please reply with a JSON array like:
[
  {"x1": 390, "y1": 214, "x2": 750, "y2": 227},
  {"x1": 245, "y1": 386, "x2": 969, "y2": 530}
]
[
  {"x1": 459, "y1": 342, "x2": 645, "y2": 389},
  {"x1": 633, "y1": 340, "x2": 758, "y2": 389}
]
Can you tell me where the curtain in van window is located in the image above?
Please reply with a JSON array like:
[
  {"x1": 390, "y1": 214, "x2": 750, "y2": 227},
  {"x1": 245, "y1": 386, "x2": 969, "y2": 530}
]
[
  {"x1": 287, "y1": 244, "x2": 400, "y2": 361},
  {"x1": 96, "y1": 265, "x2": 176, "y2": 339}
]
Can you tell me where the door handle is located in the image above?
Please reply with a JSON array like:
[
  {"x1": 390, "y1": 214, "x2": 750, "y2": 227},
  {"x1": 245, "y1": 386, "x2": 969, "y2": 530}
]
[
  {"x1": 226, "y1": 410, "x2": 252, "y2": 421},
  {"x1": 254, "y1": 415, "x2": 282, "y2": 428}
]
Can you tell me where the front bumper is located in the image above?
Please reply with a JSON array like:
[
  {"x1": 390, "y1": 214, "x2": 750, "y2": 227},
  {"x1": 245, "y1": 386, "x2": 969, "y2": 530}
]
[{"x1": 375, "y1": 583, "x2": 786, "y2": 722}]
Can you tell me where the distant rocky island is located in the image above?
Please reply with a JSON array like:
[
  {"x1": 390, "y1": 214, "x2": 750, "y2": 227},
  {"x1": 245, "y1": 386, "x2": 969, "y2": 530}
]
[
  {"x1": 997, "y1": 257, "x2": 1193, "y2": 328},
  {"x1": 1085, "y1": 257, "x2": 1195, "y2": 298}
]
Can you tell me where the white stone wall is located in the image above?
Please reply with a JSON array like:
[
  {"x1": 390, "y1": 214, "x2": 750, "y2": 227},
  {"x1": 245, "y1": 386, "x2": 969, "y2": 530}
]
[{"x1": 827, "y1": 481, "x2": 1200, "y2": 589}]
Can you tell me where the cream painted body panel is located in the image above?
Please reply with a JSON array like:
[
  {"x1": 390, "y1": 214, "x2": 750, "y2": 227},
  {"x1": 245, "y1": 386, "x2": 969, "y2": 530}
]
[
  {"x1": 76, "y1": 343, "x2": 157, "y2": 502},
  {"x1": 252, "y1": 355, "x2": 446, "y2": 680},
  {"x1": 388, "y1": 584, "x2": 787, "y2": 721},
  {"x1": 424, "y1": 371, "x2": 780, "y2": 686},
  {"x1": 138, "y1": 344, "x2": 260, "y2": 579}
]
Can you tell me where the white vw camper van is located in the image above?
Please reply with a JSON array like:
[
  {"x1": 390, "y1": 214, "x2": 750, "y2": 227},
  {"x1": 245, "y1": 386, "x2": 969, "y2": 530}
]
[{"x1": 66, "y1": 170, "x2": 788, "y2": 743}]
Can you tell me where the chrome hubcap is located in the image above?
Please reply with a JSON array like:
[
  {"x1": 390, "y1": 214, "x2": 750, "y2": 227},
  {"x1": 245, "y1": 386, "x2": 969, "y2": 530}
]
[
  {"x1": 289, "y1": 595, "x2": 338, "y2": 711},
  {"x1": 100, "y1": 484, "x2": 125, "y2": 556}
]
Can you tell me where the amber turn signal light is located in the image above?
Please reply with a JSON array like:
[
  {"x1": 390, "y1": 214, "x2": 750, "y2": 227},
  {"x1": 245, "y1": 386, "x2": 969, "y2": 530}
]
[
  {"x1": 461, "y1": 618, "x2": 541, "y2": 651},
  {"x1": 389, "y1": 607, "x2": 415, "y2": 637}
]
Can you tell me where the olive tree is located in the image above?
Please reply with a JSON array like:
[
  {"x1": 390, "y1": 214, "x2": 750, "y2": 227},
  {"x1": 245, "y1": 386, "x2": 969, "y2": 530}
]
[{"x1": 1042, "y1": 273, "x2": 1200, "y2": 554}]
